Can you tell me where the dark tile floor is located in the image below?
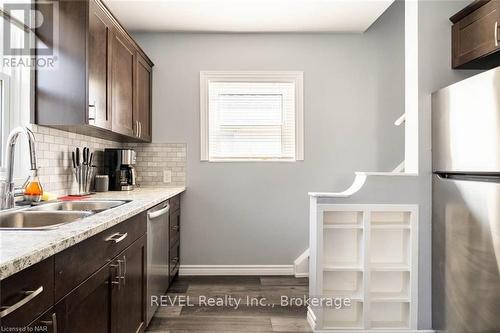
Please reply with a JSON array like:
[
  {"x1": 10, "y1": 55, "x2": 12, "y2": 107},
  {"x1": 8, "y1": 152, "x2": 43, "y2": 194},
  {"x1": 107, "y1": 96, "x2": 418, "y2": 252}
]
[{"x1": 146, "y1": 276, "x2": 312, "y2": 332}]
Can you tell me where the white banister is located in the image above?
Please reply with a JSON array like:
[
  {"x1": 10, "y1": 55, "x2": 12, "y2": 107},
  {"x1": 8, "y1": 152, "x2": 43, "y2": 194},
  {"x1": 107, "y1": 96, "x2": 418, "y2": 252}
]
[
  {"x1": 308, "y1": 173, "x2": 367, "y2": 198},
  {"x1": 394, "y1": 113, "x2": 406, "y2": 126}
]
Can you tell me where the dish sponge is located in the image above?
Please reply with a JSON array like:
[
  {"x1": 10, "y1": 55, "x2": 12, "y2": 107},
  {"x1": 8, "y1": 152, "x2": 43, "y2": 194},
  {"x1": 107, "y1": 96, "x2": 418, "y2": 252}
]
[{"x1": 41, "y1": 191, "x2": 58, "y2": 202}]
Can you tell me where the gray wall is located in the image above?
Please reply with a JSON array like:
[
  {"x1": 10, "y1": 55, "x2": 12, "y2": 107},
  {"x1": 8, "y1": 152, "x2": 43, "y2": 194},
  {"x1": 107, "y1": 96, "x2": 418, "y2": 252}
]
[{"x1": 133, "y1": 1, "x2": 405, "y2": 266}]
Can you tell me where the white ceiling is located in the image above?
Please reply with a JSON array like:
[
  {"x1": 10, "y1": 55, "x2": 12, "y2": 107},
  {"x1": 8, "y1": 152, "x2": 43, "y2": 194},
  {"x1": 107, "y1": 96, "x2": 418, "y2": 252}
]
[{"x1": 103, "y1": 0, "x2": 395, "y2": 33}]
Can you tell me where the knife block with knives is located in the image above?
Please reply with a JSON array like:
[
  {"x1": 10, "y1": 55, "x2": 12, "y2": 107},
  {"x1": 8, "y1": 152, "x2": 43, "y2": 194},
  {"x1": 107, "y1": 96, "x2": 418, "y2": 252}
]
[{"x1": 71, "y1": 147, "x2": 96, "y2": 196}]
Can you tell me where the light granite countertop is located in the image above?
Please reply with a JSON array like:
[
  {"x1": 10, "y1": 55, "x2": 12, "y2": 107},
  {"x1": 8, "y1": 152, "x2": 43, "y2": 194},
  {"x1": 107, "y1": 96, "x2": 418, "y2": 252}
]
[{"x1": 0, "y1": 187, "x2": 185, "y2": 280}]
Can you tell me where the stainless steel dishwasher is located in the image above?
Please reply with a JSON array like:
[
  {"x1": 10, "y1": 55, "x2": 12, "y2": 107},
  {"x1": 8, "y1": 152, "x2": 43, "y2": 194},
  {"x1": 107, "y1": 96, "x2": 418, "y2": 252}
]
[{"x1": 146, "y1": 200, "x2": 170, "y2": 325}]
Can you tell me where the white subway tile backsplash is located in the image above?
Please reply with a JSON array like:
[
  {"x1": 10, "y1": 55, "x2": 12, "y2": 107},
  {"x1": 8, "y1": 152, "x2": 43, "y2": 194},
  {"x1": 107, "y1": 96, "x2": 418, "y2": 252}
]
[{"x1": 29, "y1": 125, "x2": 186, "y2": 196}]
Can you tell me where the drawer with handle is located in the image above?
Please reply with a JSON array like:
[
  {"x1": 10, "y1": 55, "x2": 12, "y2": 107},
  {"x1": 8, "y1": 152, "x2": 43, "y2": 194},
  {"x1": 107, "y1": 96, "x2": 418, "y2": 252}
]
[
  {"x1": 54, "y1": 211, "x2": 146, "y2": 300},
  {"x1": 0, "y1": 257, "x2": 54, "y2": 329}
]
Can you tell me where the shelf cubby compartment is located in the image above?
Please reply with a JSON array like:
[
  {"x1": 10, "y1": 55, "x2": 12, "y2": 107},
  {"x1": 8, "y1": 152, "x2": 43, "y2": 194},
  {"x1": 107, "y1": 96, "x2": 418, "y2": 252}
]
[
  {"x1": 370, "y1": 228, "x2": 409, "y2": 269},
  {"x1": 371, "y1": 211, "x2": 410, "y2": 228},
  {"x1": 323, "y1": 301, "x2": 363, "y2": 329},
  {"x1": 323, "y1": 211, "x2": 363, "y2": 227},
  {"x1": 370, "y1": 271, "x2": 410, "y2": 301},
  {"x1": 323, "y1": 228, "x2": 363, "y2": 269},
  {"x1": 323, "y1": 271, "x2": 363, "y2": 300},
  {"x1": 369, "y1": 302, "x2": 409, "y2": 329}
]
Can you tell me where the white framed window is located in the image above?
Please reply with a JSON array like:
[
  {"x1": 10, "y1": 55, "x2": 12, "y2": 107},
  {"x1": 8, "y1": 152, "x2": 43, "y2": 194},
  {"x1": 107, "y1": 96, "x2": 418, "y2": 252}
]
[
  {"x1": 0, "y1": 12, "x2": 32, "y2": 183},
  {"x1": 0, "y1": 72, "x2": 11, "y2": 166},
  {"x1": 200, "y1": 71, "x2": 304, "y2": 162}
]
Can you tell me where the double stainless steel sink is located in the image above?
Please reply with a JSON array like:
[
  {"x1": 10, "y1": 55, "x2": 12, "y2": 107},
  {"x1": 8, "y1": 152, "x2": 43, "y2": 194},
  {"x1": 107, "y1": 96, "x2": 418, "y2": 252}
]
[
  {"x1": 28, "y1": 200, "x2": 126, "y2": 213},
  {"x1": 0, "y1": 200, "x2": 128, "y2": 230}
]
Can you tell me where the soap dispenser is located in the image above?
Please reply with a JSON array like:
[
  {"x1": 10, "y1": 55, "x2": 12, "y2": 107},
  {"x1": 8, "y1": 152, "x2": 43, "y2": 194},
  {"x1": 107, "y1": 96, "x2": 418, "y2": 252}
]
[{"x1": 24, "y1": 169, "x2": 44, "y2": 202}]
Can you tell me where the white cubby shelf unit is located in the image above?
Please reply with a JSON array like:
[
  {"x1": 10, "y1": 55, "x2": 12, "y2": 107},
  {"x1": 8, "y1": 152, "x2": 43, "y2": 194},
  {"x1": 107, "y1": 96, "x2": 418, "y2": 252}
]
[{"x1": 308, "y1": 204, "x2": 418, "y2": 332}]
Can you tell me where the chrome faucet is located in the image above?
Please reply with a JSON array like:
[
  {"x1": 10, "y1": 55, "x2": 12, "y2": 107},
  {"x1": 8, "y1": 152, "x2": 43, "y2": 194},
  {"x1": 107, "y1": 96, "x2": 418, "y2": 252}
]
[{"x1": 0, "y1": 127, "x2": 38, "y2": 210}]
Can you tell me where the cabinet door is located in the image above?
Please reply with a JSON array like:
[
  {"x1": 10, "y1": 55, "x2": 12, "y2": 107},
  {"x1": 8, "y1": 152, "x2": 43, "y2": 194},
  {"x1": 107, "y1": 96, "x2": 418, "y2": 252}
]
[
  {"x1": 452, "y1": 0, "x2": 500, "y2": 68},
  {"x1": 111, "y1": 30, "x2": 135, "y2": 137},
  {"x1": 135, "y1": 53, "x2": 152, "y2": 142},
  {"x1": 55, "y1": 263, "x2": 114, "y2": 333},
  {"x1": 111, "y1": 235, "x2": 147, "y2": 333},
  {"x1": 88, "y1": 0, "x2": 112, "y2": 129}
]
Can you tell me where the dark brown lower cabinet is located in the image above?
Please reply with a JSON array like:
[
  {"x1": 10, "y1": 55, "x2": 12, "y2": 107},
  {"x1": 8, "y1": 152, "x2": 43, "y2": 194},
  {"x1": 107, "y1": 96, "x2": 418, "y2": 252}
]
[
  {"x1": 0, "y1": 205, "x2": 169, "y2": 332},
  {"x1": 55, "y1": 261, "x2": 113, "y2": 333},
  {"x1": 169, "y1": 198, "x2": 181, "y2": 282},
  {"x1": 55, "y1": 235, "x2": 146, "y2": 333},
  {"x1": 112, "y1": 235, "x2": 147, "y2": 333}
]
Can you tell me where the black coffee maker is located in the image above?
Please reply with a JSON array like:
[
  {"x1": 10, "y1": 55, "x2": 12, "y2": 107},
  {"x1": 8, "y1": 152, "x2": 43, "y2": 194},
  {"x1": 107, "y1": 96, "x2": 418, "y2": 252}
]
[{"x1": 104, "y1": 149, "x2": 137, "y2": 191}]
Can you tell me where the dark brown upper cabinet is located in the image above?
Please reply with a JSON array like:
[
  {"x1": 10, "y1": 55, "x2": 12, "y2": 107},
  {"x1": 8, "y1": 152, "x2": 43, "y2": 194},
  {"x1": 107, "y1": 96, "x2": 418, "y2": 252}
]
[
  {"x1": 88, "y1": 0, "x2": 113, "y2": 130},
  {"x1": 451, "y1": 0, "x2": 500, "y2": 69},
  {"x1": 111, "y1": 29, "x2": 136, "y2": 137},
  {"x1": 35, "y1": 0, "x2": 153, "y2": 142},
  {"x1": 135, "y1": 53, "x2": 153, "y2": 142}
]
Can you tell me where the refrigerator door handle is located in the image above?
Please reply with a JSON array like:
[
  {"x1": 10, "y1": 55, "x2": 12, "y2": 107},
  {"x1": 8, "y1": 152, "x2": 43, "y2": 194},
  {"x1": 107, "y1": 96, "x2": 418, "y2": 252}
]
[{"x1": 434, "y1": 172, "x2": 500, "y2": 183}]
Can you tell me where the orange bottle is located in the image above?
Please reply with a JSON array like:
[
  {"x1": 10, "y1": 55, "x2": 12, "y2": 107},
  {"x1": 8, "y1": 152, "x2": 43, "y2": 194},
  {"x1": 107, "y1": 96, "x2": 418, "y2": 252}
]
[{"x1": 24, "y1": 170, "x2": 44, "y2": 202}]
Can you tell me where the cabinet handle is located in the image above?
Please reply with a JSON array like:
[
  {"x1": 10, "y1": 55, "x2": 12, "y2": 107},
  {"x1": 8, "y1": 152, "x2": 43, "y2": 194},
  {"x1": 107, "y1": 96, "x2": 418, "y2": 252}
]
[
  {"x1": 496, "y1": 22, "x2": 499, "y2": 47},
  {"x1": 0, "y1": 286, "x2": 44, "y2": 318},
  {"x1": 105, "y1": 232, "x2": 128, "y2": 243},
  {"x1": 110, "y1": 263, "x2": 121, "y2": 289},
  {"x1": 139, "y1": 121, "x2": 142, "y2": 138},
  {"x1": 135, "y1": 120, "x2": 139, "y2": 137},
  {"x1": 88, "y1": 101, "x2": 96, "y2": 122},
  {"x1": 40, "y1": 313, "x2": 58, "y2": 333},
  {"x1": 117, "y1": 256, "x2": 126, "y2": 285},
  {"x1": 171, "y1": 225, "x2": 179, "y2": 231},
  {"x1": 122, "y1": 255, "x2": 127, "y2": 285}
]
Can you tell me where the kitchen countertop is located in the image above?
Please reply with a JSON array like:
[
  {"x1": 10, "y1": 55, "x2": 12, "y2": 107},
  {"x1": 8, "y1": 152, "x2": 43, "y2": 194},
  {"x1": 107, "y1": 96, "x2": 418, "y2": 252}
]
[{"x1": 0, "y1": 187, "x2": 185, "y2": 280}]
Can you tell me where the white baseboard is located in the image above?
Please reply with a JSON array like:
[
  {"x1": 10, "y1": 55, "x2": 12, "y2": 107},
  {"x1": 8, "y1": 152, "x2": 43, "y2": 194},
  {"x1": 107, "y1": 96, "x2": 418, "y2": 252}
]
[
  {"x1": 179, "y1": 265, "x2": 295, "y2": 276},
  {"x1": 294, "y1": 248, "x2": 310, "y2": 278},
  {"x1": 295, "y1": 272, "x2": 309, "y2": 278},
  {"x1": 313, "y1": 330, "x2": 434, "y2": 333}
]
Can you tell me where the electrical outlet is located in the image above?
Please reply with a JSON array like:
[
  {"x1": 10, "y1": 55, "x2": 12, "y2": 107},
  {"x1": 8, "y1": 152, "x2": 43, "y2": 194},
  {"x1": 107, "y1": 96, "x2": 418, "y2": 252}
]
[{"x1": 163, "y1": 170, "x2": 172, "y2": 183}]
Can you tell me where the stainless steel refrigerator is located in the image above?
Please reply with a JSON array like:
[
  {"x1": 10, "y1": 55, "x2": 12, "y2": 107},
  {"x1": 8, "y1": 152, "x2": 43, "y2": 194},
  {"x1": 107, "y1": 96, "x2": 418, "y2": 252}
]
[{"x1": 432, "y1": 67, "x2": 500, "y2": 333}]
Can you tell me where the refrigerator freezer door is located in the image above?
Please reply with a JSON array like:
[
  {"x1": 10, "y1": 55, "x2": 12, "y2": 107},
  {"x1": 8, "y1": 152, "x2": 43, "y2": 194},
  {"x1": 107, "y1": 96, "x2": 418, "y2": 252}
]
[
  {"x1": 432, "y1": 67, "x2": 500, "y2": 173},
  {"x1": 432, "y1": 175, "x2": 500, "y2": 333}
]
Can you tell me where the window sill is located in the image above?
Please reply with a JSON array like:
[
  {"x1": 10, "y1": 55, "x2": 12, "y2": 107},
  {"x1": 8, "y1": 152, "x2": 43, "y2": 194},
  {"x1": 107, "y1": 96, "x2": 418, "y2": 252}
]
[{"x1": 203, "y1": 158, "x2": 302, "y2": 163}]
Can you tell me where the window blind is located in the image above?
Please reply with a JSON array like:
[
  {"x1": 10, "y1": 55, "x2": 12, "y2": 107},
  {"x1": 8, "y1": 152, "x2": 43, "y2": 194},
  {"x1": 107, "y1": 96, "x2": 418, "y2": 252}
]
[{"x1": 208, "y1": 81, "x2": 296, "y2": 160}]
